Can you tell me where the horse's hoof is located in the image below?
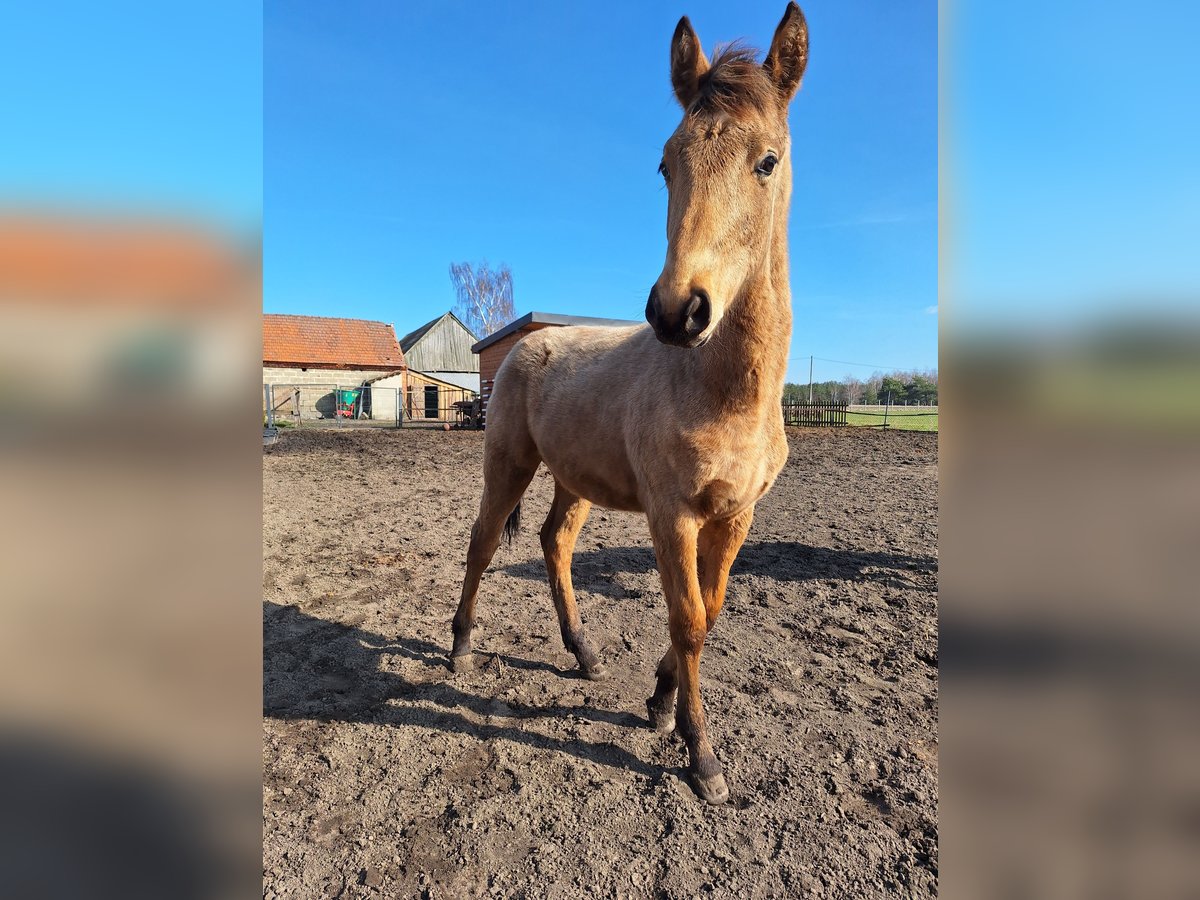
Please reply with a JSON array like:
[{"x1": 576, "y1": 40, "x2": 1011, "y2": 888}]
[
  {"x1": 645, "y1": 699, "x2": 676, "y2": 733},
  {"x1": 690, "y1": 770, "x2": 729, "y2": 805},
  {"x1": 581, "y1": 662, "x2": 609, "y2": 681},
  {"x1": 448, "y1": 653, "x2": 475, "y2": 673}
]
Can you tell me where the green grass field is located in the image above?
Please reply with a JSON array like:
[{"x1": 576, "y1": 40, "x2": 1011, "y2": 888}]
[{"x1": 846, "y1": 406, "x2": 939, "y2": 432}]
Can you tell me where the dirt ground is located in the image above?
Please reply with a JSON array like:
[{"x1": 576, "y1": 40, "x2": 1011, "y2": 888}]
[{"x1": 263, "y1": 427, "x2": 938, "y2": 899}]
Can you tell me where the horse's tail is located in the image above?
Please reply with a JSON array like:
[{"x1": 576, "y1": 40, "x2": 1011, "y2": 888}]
[{"x1": 503, "y1": 502, "x2": 521, "y2": 544}]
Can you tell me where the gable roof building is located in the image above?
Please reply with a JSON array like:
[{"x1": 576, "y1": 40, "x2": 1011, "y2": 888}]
[
  {"x1": 263, "y1": 314, "x2": 406, "y2": 371},
  {"x1": 398, "y1": 311, "x2": 479, "y2": 375}
]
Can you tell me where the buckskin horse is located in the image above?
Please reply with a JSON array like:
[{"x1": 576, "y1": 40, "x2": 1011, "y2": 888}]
[{"x1": 451, "y1": 3, "x2": 809, "y2": 804}]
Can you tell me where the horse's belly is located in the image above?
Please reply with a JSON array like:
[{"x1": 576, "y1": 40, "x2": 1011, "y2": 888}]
[
  {"x1": 556, "y1": 467, "x2": 643, "y2": 512},
  {"x1": 540, "y1": 446, "x2": 643, "y2": 512}
]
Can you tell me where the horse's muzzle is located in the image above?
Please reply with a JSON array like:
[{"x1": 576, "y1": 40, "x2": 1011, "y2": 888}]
[{"x1": 646, "y1": 287, "x2": 711, "y2": 348}]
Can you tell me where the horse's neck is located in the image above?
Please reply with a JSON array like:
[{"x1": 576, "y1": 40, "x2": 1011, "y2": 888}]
[{"x1": 700, "y1": 255, "x2": 792, "y2": 412}]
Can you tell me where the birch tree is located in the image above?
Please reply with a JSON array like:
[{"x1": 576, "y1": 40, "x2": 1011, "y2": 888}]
[{"x1": 449, "y1": 261, "x2": 515, "y2": 338}]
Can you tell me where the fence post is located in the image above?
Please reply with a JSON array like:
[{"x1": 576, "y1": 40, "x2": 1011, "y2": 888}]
[
  {"x1": 883, "y1": 390, "x2": 891, "y2": 428},
  {"x1": 264, "y1": 384, "x2": 273, "y2": 429}
]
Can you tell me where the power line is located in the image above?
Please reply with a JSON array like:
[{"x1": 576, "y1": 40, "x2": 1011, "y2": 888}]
[
  {"x1": 814, "y1": 355, "x2": 912, "y2": 370},
  {"x1": 789, "y1": 355, "x2": 925, "y2": 372}
]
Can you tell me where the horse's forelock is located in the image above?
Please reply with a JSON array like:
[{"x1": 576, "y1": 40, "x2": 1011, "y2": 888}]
[{"x1": 688, "y1": 43, "x2": 779, "y2": 121}]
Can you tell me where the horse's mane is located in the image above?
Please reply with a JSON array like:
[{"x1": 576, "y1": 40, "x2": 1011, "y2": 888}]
[{"x1": 689, "y1": 43, "x2": 778, "y2": 120}]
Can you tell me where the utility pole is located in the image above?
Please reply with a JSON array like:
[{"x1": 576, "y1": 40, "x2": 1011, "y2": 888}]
[{"x1": 808, "y1": 355, "x2": 813, "y2": 403}]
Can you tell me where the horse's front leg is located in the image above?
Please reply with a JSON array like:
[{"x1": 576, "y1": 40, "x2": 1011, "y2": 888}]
[
  {"x1": 649, "y1": 512, "x2": 728, "y2": 804},
  {"x1": 645, "y1": 507, "x2": 754, "y2": 735}
]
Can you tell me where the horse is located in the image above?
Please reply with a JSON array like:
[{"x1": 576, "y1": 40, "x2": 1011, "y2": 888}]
[{"x1": 450, "y1": 3, "x2": 809, "y2": 805}]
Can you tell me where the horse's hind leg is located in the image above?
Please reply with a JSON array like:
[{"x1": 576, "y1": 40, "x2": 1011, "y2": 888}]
[
  {"x1": 450, "y1": 448, "x2": 537, "y2": 671},
  {"x1": 646, "y1": 648, "x2": 679, "y2": 732},
  {"x1": 541, "y1": 480, "x2": 607, "y2": 680}
]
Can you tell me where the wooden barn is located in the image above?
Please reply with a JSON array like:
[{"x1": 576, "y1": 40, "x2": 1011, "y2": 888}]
[
  {"x1": 396, "y1": 311, "x2": 480, "y2": 394},
  {"x1": 263, "y1": 314, "x2": 407, "y2": 421},
  {"x1": 368, "y1": 311, "x2": 482, "y2": 425},
  {"x1": 472, "y1": 311, "x2": 638, "y2": 423}
]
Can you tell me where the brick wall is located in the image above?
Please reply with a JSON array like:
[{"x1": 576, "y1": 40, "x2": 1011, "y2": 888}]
[
  {"x1": 477, "y1": 324, "x2": 553, "y2": 424},
  {"x1": 478, "y1": 334, "x2": 526, "y2": 388}
]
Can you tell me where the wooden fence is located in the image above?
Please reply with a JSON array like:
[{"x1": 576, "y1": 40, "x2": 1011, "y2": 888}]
[
  {"x1": 781, "y1": 400, "x2": 848, "y2": 427},
  {"x1": 479, "y1": 378, "x2": 494, "y2": 429}
]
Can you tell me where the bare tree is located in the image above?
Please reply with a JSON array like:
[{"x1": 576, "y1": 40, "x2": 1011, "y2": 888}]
[
  {"x1": 843, "y1": 374, "x2": 862, "y2": 406},
  {"x1": 449, "y1": 261, "x2": 515, "y2": 338}
]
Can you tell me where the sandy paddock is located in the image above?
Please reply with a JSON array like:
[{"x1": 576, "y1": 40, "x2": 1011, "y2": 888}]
[{"x1": 263, "y1": 427, "x2": 937, "y2": 898}]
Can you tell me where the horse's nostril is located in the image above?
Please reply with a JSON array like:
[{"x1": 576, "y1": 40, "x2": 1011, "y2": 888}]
[
  {"x1": 684, "y1": 290, "x2": 711, "y2": 337},
  {"x1": 645, "y1": 288, "x2": 661, "y2": 328}
]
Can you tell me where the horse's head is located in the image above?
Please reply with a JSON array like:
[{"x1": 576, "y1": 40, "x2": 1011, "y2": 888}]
[{"x1": 646, "y1": 3, "x2": 808, "y2": 348}]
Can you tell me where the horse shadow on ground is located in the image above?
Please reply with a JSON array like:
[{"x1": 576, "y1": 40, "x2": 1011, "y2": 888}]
[
  {"x1": 263, "y1": 601, "x2": 665, "y2": 779},
  {"x1": 0, "y1": 733, "x2": 224, "y2": 900},
  {"x1": 499, "y1": 541, "x2": 936, "y2": 591}
]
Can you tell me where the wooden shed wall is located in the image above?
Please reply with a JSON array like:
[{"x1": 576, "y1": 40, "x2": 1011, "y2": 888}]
[
  {"x1": 403, "y1": 370, "x2": 476, "y2": 423},
  {"x1": 404, "y1": 316, "x2": 479, "y2": 373}
]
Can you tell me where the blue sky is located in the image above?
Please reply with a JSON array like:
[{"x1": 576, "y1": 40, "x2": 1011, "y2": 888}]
[
  {"x1": 950, "y1": 0, "x2": 1200, "y2": 327},
  {"x1": 6, "y1": 2, "x2": 1196, "y2": 379},
  {"x1": 265, "y1": 1, "x2": 937, "y2": 384},
  {"x1": 0, "y1": 1, "x2": 261, "y2": 229}
]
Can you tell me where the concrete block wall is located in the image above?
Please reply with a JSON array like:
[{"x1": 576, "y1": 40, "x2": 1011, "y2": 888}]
[{"x1": 263, "y1": 366, "x2": 403, "y2": 421}]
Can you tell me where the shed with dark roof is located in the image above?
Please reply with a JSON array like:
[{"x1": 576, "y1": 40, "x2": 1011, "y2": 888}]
[{"x1": 472, "y1": 311, "x2": 639, "y2": 423}]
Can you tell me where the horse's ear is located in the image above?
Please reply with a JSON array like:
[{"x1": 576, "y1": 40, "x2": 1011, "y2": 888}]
[
  {"x1": 763, "y1": 2, "x2": 808, "y2": 101},
  {"x1": 670, "y1": 16, "x2": 709, "y2": 109}
]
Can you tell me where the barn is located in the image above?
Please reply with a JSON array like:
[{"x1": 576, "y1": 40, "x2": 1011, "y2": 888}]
[
  {"x1": 263, "y1": 313, "x2": 407, "y2": 422},
  {"x1": 397, "y1": 311, "x2": 480, "y2": 393},
  {"x1": 376, "y1": 311, "x2": 481, "y2": 423},
  {"x1": 472, "y1": 311, "x2": 638, "y2": 423}
]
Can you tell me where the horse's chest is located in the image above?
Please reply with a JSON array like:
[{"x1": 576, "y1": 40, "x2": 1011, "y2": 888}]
[{"x1": 689, "y1": 426, "x2": 787, "y2": 520}]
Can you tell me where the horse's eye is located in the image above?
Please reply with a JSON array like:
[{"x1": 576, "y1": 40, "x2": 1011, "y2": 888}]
[
  {"x1": 658, "y1": 161, "x2": 670, "y2": 184},
  {"x1": 756, "y1": 153, "x2": 779, "y2": 177}
]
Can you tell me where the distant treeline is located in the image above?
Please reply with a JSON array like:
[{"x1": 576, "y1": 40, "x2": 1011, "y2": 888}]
[{"x1": 783, "y1": 369, "x2": 938, "y2": 405}]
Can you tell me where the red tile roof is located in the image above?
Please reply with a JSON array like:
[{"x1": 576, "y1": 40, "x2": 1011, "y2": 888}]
[
  {"x1": 0, "y1": 214, "x2": 254, "y2": 309},
  {"x1": 263, "y1": 314, "x2": 406, "y2": 370}
]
